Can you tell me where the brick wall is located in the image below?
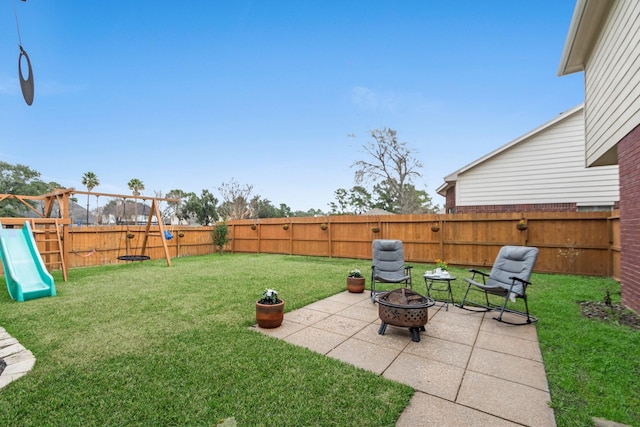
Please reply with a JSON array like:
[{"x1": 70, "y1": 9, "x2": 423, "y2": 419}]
[
  {"x1": 619, "y1": 124, "x2": 640, "y2": 313},
  {"x1": 453, "y1": 203, "x2": 577, "y2": 214},
  {"x1": 445, "y1": 187, "x2": 455, "y2": 213},
  {"x1": 445, "y1": 190, "x2": 619, "y2": 214}
]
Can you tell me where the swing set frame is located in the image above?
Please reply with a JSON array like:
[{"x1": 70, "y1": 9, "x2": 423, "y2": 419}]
[
  {"x1": 0, "y1": 189, "x2": 180, "y2": 280},
  {"x1": 73, "y1": 190, "x2": 177, "y2": 267}
]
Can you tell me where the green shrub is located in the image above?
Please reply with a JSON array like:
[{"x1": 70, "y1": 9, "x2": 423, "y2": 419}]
[{"x1": 212, "y1": 222, "x2": 231, "y2": 254}]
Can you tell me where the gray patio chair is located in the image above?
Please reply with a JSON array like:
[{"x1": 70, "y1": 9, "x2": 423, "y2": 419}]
[
  {"x1": 371, "y1": 239, "x2": 413, "y2": 302},
  {"x1": 457, "y1": 245, "x2": 539, "y2": 324}
]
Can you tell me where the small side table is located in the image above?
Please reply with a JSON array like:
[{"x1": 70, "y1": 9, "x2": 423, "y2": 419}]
[{"x1": 423, "y1": 274, "x2": 456, "y2": 310}]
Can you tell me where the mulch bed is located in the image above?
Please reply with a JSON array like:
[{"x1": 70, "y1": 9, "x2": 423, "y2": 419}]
[{"x1": 579, "y1": 301, "x2": 640, "y2": 330}]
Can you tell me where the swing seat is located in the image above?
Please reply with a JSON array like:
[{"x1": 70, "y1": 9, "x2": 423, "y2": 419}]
[
  {"x1": 118, "y1": 228, "x2": 150, "y2": 262},
  {"x1": 117, "y1": 255, "x2": 150, "y2": 262}
]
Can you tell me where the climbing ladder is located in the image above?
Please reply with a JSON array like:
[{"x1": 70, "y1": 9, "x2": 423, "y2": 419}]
[{"x1": 29, "y1": 219, "x2": 67, "y2": 281}]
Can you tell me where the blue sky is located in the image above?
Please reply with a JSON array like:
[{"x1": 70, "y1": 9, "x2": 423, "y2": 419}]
[{"x1": 0, "y1": 1, "x2": 583, "y2": 212}]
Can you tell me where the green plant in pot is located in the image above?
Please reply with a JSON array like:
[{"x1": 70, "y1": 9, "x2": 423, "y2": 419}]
[
  {"x1": 256, "y1": 288, "x2": 284, "y2": 328},
  {"x1": 347, "y1": 269, "x2": 365, "y2": 293}
]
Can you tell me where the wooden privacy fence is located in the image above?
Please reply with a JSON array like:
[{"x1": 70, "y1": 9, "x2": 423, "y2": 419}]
[
  {"x1": 226, "y1": 212, "x2": 620, "y2": 278},
  {"x1": 1, "y1": 211, "x2": 620, "y2": 279},
  {"x1": 63, "y1": 226, "x2": 215, "y2": 268}
]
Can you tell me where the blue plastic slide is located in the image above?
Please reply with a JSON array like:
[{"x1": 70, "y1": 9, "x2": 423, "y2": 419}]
[{"x1": 0, "y1": 221, "x2": 56, "y2": 302}]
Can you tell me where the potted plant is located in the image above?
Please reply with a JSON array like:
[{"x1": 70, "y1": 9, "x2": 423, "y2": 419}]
[
  {"x1": 256, "y1": 288, "x2": 284, "y2": 328},
  {"x1": 431, "y1": 222, "x2": 440, "y2": 232},
  {"x1": 283, "y1": 224, "x2": 289, "y2": 230},
  {"x1": 371, "y1": 226, "x2": 380, "y2": 233},
  {"x1": 435, "y1": 259, "x2": 448, "y2": 275},
  {"x1": 517, "y1": 219, "x2": 528, "y2": 230},
  {"x1": 347, "y1": 269, "x2": 365, "y2": 293},
  {"x1": 320, "y1": 223, "x2": 328, "y2": 230}
]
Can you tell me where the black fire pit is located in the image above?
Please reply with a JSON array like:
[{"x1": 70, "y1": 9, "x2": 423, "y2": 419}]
[{"x1": 376, "y1": 288, "x2": 435, "y2": 342}]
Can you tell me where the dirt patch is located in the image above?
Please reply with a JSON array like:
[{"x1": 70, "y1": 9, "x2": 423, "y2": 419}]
[{"x1": 579, "y1": 301, "x2": 640, "y2": 330}]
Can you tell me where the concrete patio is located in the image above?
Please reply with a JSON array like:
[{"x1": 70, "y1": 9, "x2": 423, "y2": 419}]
[{"x1": 253, "y1": 290, "x2": 556, "y2": 427}]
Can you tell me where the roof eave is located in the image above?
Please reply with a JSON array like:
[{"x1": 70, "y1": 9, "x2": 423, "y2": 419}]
[
  {"x1": 558, "y1": 0, "x2": 614, "y2": 76},
  {"x1": 436, "y1": 181, "x2": 453, "y2": 197}
]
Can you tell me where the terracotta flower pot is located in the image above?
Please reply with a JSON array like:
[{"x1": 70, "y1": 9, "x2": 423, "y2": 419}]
[
  {"x1": 256, "y1": 300, "x2": 285, "y2": 328},
  {"x1": 347, "y1": 277, "x2": 365, "y2": 293}
]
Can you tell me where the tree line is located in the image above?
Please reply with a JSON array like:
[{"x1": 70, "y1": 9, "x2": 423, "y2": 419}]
[{"x1": 1, "y1": 128, "x2": 439, "y2": 224}]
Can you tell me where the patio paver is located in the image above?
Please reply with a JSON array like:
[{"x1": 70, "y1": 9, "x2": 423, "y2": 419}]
[
  {"x1": 253, "y1": 290, "x2": 557, "y2": 426},
  {"x1": 0, "y1": 327, "x2": 36, "y2": 390}
]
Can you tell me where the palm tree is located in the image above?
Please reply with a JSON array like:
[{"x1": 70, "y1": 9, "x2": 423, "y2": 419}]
[
  {"x1": 127, "y1": 178, "x2": 145, "y2": 224},
  {"x1": 81, "y1": 172, "x2": 100, "y2": 225}
]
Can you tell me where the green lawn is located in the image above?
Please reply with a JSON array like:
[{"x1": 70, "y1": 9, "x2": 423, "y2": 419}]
[
  {"x1": 0, "y1": 253, "x2": 638, "y2": 426},
  {"x1": 532, "y1": 274, "x2": 640, "y2": 426}
]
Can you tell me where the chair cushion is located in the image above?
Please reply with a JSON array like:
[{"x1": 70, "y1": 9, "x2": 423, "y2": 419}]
[
  {"x1": 487, "y1": 246, "x2": 539, "y2": 296},
  {"x1": 375, "y1": 271, "x2": 411, "y2": 283},
  {"x1": 373, "y1": 239, "x2": 404, "y2": 269},
  {"x1": 372, "y1": 239, "x2": 408, "y2": 283}
]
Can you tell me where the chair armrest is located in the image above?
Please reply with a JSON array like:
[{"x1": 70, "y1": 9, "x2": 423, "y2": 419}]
[
  {"x1": 503, "y1": 276, "x2": 533, "y2": 298},
  {"x1": 509, "y1": 276, "x2": 532, "y2": 286},
  {"x1": 468, "y1": 268, "x2": 488, "y2": 276},
  {"x1": 468, "y1": 269, "x2": 489, "y2": 284}
]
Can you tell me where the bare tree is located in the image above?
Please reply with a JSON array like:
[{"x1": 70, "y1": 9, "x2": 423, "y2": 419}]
[
  {"x1": 352, "y1": 128, "x2": 423, "y2": 214},
  {"x1": 218, "y1": 178, "x2": 254, "y2": 220}
]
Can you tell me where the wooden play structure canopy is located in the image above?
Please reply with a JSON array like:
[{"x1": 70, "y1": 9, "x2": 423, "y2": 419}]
[{"x1": 0, "y1": 189, "x2": 180, "y2": 281}]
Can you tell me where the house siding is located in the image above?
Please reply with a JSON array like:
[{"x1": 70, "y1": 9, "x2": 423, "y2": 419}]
[
  {"x1": 455, "y1": 108, "x2": 619, "y2": 208},
  {"x1": 585, "y1": 0, "x2": 640, "y2": 166},
  {"x1": 619, "y1": 124, "x2": 640, "y2": 312},
  {"x1": 559, "y1": 0, "x2": 640, "y2": 314}
]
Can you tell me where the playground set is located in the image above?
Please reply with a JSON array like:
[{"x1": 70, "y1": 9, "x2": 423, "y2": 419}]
[{"x1": 0, "y1": 189, "x2": 178, "y2": 302}]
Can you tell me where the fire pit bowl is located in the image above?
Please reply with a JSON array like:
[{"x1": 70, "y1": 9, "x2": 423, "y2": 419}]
[{"x1": 376, "y1": 288, "x2": 435, "y2": 342}]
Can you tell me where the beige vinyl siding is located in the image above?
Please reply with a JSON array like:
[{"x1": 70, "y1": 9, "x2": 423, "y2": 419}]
[
  {"x1": 456, "y1": 110, "x2": 619, "y2": 206},
  {"x1": 585, "y1": 0, "x2": 640, "y2": 166}
]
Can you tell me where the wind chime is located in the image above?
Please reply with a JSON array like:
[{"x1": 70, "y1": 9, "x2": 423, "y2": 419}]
[{"x1": 13, "y1": 0, "x2": 34, "y2": 106}]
